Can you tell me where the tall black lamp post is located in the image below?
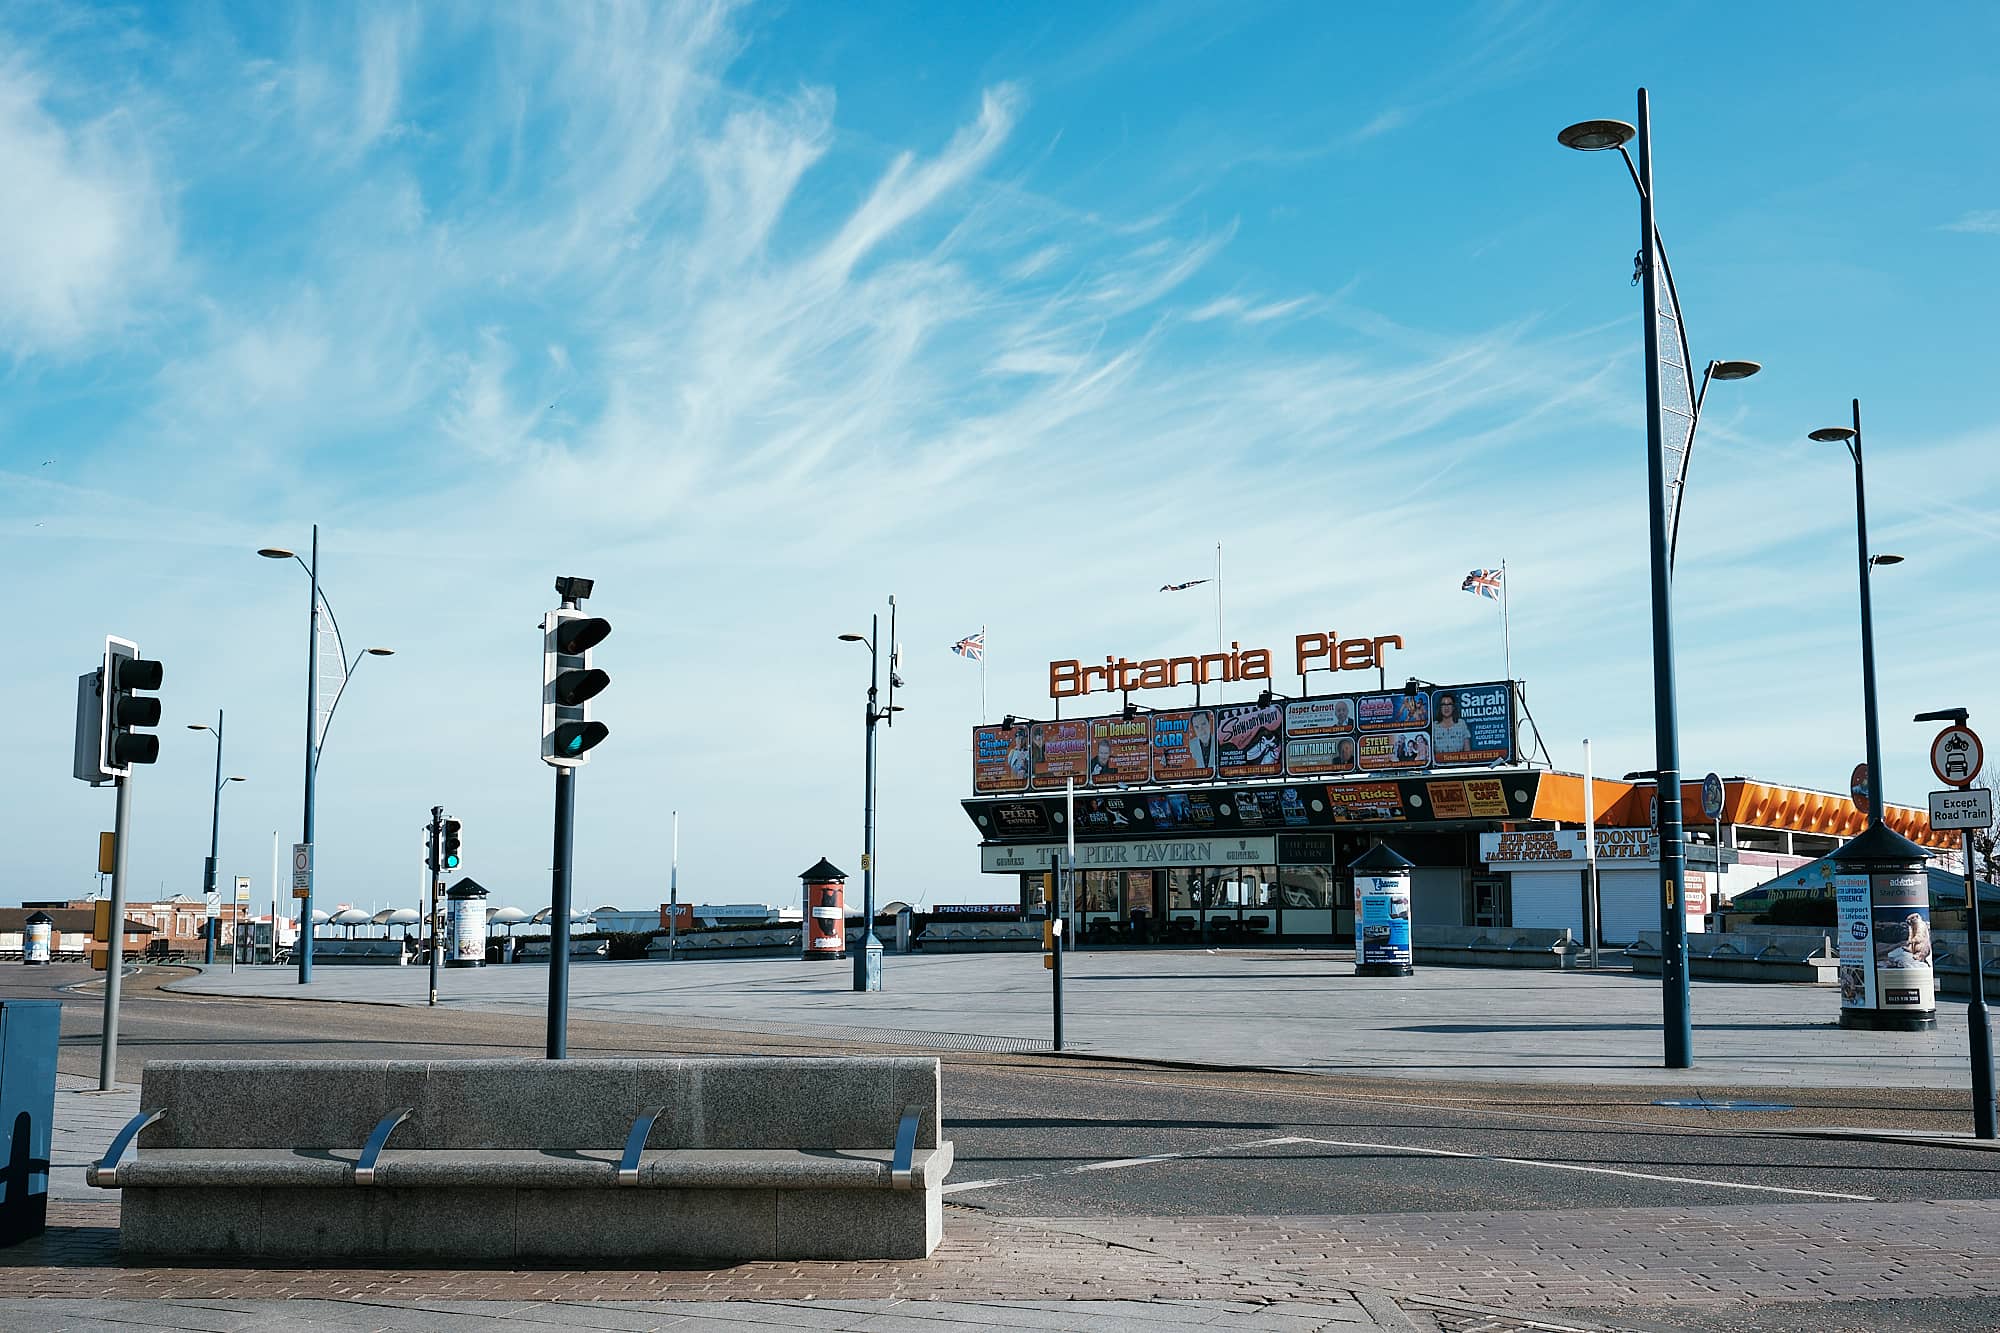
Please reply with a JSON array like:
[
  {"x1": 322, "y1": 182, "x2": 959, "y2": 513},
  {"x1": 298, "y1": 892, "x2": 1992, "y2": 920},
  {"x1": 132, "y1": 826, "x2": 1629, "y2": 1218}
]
[
  {"x1": 186, "y1": 714, "x2": 246, "y2": 965},
  {"x1": 1559, "y1": 90, "x2": 1759, "y2": 1068},
  {"x1": 838, "y1": 597, "x2": 903, "y2": 993}
]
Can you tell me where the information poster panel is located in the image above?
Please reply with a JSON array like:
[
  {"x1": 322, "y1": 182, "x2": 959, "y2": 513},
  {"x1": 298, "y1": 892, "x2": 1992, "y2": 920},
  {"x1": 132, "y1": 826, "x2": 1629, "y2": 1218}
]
[
  {"x1": 973, "y1": 724, "x2": 1030, "y2": 794},
  {"x1": 1151, "y1": 709, "x2": 1217, "y2": 782},
  {"x1": 1216, "y1": 704, "x2": 1285, "y2": 779},
  {"x1": 1429, "y1": 682, "x2": 1513, "y2": 766},
  {"x1": 1088, "y1": 717, "x2": 1152, "y2": 786},
  {"x1": 1357, "y1": 875, "x2": 1412, "y2": 969},
  {"x1": 1871, "y1": 869, "x2": 1935, "y2": 1013},
  {"x1": 1835, "y1": 873, "x2": 1874, "y2": 1009}
]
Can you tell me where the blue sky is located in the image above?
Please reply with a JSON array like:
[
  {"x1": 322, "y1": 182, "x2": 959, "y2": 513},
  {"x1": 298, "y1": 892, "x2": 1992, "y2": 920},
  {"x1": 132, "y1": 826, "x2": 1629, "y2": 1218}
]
[{"x1": 4, "y1": 1, "x2": 1996, "y2": 915}]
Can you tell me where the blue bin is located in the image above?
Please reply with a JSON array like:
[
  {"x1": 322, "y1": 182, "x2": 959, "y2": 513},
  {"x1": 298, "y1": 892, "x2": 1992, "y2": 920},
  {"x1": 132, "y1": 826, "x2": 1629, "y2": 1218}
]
[{"x1": 0, "y1": 1000, "x2": 60, "y2": 1246}]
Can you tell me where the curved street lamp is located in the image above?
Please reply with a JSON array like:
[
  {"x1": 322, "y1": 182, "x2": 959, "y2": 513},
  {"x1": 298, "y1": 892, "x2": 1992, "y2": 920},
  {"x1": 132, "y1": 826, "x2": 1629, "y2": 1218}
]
[
  {"x1": 186, "y1": 714, "x2": 248, "y2": 964},
  {"x1": 1558, "y1": 90, "x2": 1760, "y2": 1070},
  {"x1": 258, "y1": 528, "x2": 394, "y2": 983},
  {"x1": 837, "y1": 597, "x2": 903, "y2": 994}
]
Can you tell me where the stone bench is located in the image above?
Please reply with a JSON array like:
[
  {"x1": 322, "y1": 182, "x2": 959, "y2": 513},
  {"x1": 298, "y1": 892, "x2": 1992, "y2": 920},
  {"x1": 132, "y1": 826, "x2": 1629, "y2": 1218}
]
[
  {"x1": 88, "y1": 1057, "x2": 951, "y2": 1262},
  {"x1": 1626, "y1": 930, "x2": 1838, "y2": 984},
  {"x1": 1412, "y1": 924, "x2": 1579, "y2": 969},
  {"x1": 918, "y1": 921, "x2": 1039, "y2": 953}
]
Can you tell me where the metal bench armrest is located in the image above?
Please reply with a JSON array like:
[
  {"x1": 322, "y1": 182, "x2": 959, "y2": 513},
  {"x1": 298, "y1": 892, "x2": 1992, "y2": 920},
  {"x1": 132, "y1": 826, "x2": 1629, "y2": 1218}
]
[
  {"x1": 353, "y1": 1107, "x2": 413, "y2": 1186},
  {"x1": 617, "y1": 1106, "x2": 665, "y2": 1187},
  {"x1": 891, "y1": 1107, "x2": 921, "y2": 1191},
  {"x1": 92, "y1": 1108, "x2": 166, "y2": 1188}
]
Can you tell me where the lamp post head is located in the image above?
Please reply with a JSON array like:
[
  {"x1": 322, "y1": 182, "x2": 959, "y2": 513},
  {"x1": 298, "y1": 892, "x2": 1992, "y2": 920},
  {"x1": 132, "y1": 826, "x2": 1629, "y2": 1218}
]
[
  {"x1": 364, "y1": 647, "x2": 395, "y2": 657},
  {"x1": 1808, "y1": 426, "x2": 1857, "y2": 444},
  {"x1": 1709, "y1": 360, "x2": 1761, "y2": 381},
  {"x1": 1870, "y1": 554, "x2": 1905, "y2": 567},
  {"x1": 227, "y1": 775, "x2": 248, "y2": 783},
  {"x1": 256, "y1": 547, "x2": 295, "y2": 560},
  {"x1": 837, "y1": 632, "x2": 868, "y2": 645},
  {"x1": 187, "y1": 724, "x2": 210, "y2": 733},
  {"x1": 1557, "y1": 119, "x2": 1636, "y2": 151}
]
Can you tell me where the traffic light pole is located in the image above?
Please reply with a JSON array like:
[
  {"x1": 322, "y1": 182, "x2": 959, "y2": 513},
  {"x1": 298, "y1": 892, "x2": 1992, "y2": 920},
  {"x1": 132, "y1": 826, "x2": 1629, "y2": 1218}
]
[
  {"x1": 546, "y1": 584, "x2": 582, "y2": 1059},
  {"x1": 100, "y1": 774, "x2": 133, "y2": 1091},
  {"x1": 548, "y1": 767, "x2": 575, "y2": 1059},
  {"x1": 428, "y1": 805, "x2": 443, "y2": 1007}
]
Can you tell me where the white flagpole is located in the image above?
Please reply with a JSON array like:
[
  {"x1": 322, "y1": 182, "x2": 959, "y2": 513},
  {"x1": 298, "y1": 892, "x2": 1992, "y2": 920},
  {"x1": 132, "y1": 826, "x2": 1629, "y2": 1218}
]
[
  {"x1": 980, "y1": 624, "x2": 987, "y2": 725},
  {"x1": 1215, "y1": 543, "x2": 1224, "y2": 652},
  {"x1": 1583, "y1": 738, "x2": 1600, "y2": 969},
  {"x1": 1501, "y1": 558, "x2": 1513, "y2": 687}
]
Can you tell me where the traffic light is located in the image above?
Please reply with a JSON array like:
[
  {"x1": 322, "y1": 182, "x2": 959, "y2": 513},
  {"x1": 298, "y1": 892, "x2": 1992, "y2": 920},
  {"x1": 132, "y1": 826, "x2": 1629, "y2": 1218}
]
[
  {"x1": 442, "y1": 818, "x2": 463, "y2": 871},
  {"x1": 101, "y1": 637, "x2": 163, "y2": 776},
  {"x1": 541, "y1": 608, "x2": 610, "y2": 766}
]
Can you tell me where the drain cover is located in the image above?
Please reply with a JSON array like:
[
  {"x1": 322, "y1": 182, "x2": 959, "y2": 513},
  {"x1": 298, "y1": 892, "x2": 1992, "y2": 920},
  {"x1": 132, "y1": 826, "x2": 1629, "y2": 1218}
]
[{"x1": 1653, "y1": 1098, "x2": 1794, "y2": 1112}]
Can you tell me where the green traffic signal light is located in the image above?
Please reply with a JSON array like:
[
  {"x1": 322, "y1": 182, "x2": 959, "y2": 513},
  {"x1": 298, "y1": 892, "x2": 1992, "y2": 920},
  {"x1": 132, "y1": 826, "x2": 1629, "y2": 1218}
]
[{"x1": 442, "y1": 818, "x2": 463, "y2": 870}]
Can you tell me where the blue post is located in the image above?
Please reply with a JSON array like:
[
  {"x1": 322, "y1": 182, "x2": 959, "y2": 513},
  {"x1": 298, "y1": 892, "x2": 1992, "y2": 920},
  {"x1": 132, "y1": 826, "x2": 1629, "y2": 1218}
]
[
  {"x1": 203, "y1": 710, "x2": 222, "y2": 965},
  {"x1": 1636, "y1": 89, "x2": 1692, "y2": 1068}
]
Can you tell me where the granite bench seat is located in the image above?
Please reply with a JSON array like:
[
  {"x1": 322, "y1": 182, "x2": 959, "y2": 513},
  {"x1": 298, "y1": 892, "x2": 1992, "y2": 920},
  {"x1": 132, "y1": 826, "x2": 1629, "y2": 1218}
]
[
  {"x1": 90, "y1": 1057, "x2": 951, "y2": 1262},
  {"x1": 101, "y1": 1144, "x2": 955, "y2": 1191}
]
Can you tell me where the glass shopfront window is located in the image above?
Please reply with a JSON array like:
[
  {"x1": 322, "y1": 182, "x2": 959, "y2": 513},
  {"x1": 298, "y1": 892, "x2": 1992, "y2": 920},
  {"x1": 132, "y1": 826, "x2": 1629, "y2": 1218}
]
[
  {"x1": 1081, "y1": 870, "x2": 1121, "y2": 916},
  {"x1": 1279, "y1": 864, "x2": 1334, "y2": 937}
]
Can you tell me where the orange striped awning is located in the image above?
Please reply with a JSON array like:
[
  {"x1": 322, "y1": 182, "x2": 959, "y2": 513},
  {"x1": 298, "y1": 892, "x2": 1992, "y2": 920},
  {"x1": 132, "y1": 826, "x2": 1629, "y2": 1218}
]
[{"x1": 1531, "y1": 775, "x2": 1953, "y2": 851}]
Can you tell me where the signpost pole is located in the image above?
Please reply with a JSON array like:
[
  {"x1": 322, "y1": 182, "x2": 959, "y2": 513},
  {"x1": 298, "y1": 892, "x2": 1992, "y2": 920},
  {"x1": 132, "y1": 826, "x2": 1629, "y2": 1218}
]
[
  {"x1": 1963, "y1": 823, "x2": 1995, "y2": 1139},
  {"x1": 669, "y1": 809, "x2": 679, "y2": 962},
  {"x1": 1049, "y1": 852, "x2": 1064, "y2": 1051}
]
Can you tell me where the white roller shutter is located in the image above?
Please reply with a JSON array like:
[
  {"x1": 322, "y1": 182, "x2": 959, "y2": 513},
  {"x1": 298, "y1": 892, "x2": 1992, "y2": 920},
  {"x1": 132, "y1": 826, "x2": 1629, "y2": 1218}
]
[
  {"x1": 1509, "y1": 870, "x2": 1583, "y2": 934},
  {"x1": 1599, "y1": 868, "x2": 1656, "y2": 945},
  {"x1": 1411, "y1": 868, "x2": 1465, "y2": 927}
]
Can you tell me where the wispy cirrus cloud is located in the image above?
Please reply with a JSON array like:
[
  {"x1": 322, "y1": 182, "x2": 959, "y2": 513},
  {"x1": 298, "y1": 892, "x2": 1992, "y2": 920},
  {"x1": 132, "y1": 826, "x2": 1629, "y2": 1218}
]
[{"x1": 1941, "y1": 210, "x2": 2000, "y2": 234}]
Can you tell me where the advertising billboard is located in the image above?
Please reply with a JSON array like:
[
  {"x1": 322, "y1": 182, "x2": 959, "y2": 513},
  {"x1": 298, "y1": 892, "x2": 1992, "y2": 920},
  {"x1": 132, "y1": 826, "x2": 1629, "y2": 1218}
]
[
  {"x1": 1323, "y1": 782, "x2": 1406, "y2": 822},
  {"x1": 1429, "y1": 682, "x2": 1513, "y2": 765},
  {"x1": 972, "y1": 679, "x2": 1514, "y2": 794},
  {"x1": 1357, "y1": 730, "x2": 1432, "y2": 772},
  {"x1": 1216, "y1": 703, "x2": 1285, "y2": 779},
  {"x1": 1284, "y1": 697, "x2": 1355, "y2": 737},
  {"x1": 972, "y1": 723, "x2": 1030, "y2": 794},
  {"x1": 1088, "y1": 716, "x2": 1152, "y2": 786},
  {"x1": 1027, "y1": 719, "x2": 1089, "y2": 789},
  {"x1": 1151, "y1": 709, "x2": 1217, "y2": 782}
]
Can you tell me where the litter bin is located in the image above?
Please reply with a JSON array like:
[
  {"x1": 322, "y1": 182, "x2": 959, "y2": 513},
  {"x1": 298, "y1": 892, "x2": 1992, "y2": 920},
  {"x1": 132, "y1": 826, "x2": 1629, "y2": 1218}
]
[{"x1": 0, "y1": 1000, "x2": 60, "y2": 1247}]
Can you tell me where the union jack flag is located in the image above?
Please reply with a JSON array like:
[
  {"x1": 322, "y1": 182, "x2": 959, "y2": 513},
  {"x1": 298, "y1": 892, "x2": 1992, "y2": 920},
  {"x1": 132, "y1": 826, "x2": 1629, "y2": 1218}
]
[
  {"x1": 950, "y1": 631, "x2": 985, "y2": 662},
  {"x1": 1160, "y1": 579, "x2": 1210, "y2": 592},
  {"x1": 1462, "y1": 568, "x2": 1503, "y2": 600}
]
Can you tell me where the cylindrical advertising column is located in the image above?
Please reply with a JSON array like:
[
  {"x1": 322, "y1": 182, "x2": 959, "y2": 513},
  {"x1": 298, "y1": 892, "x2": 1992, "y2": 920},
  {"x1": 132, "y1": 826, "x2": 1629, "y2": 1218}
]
[
  {"x1": 446, "y1": 880, "x2": 489, "y2": 969},
  {"x1": 1351, "y1": 843, "x2": 1416, "y2": 978},
  {"x1": 1830, "y1": 826, "x2": 1936, "y2": 1031},
  {"x1": 23, "y1": 913, "x2": 53, "y2": 966},
  {"x1": 799, "y1": 857, "x2": 848, "y2": 961}
]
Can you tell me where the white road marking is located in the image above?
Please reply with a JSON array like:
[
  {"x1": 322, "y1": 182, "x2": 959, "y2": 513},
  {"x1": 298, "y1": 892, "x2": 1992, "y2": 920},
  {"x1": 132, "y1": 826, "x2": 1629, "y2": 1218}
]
[
  {"x1": 1262, "y1": 1135, "x2": 1877, "y2": 1201},
  {"x1": 948, "y1": 1133, "x2": 1878, "y2": 1202}
]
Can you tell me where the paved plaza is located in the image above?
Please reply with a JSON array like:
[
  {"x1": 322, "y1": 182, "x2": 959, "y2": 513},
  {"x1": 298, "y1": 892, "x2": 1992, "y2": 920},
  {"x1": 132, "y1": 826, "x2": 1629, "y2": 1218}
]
[{"x1": 178, "y1": 949, "x2": 1979, "y2": 1089}]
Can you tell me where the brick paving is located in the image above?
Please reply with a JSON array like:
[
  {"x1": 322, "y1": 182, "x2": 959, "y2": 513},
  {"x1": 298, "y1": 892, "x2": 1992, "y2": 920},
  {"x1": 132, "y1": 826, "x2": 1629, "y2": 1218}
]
[{"x1": 9, "y1": 1196, "x2": 1998, "y2": 1323}]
